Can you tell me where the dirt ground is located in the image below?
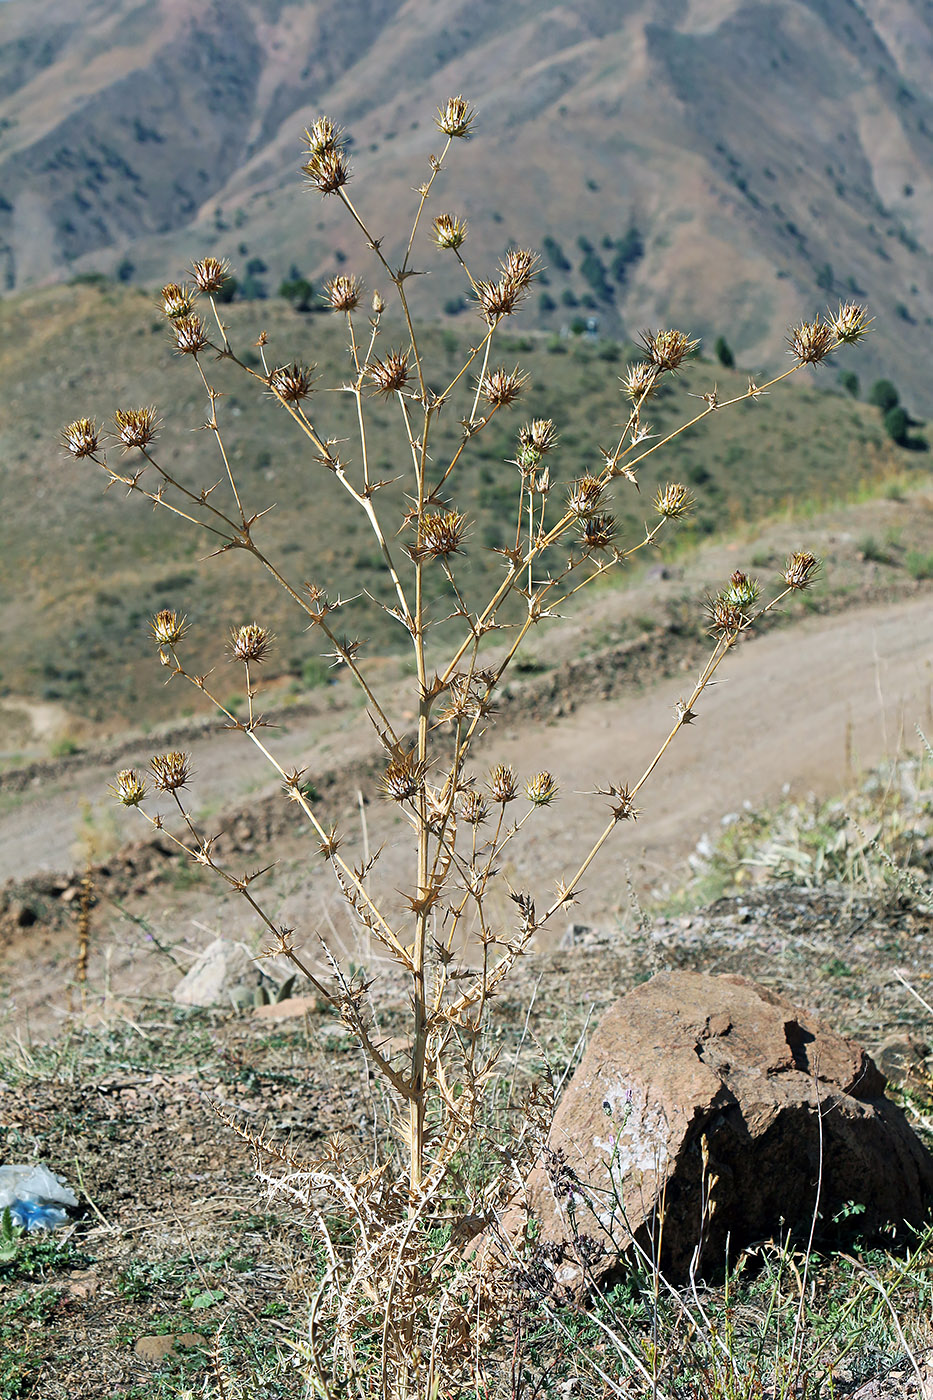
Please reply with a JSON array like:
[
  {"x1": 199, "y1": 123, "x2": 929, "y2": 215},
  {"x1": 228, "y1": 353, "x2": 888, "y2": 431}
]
[{"x1": 1, "y1": 883, "x2": 932, "y2": 1398}]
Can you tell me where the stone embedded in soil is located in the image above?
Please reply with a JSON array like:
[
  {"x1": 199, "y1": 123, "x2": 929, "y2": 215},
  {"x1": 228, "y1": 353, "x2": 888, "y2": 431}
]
[
  {"x1": 172, "y1": 937, "x2": 262, "y2": 1007},
  {"x1": 253, "y1": 995, "x2": 318, "y2": 1020},
  {"x1": 496, "y1": 970, "x2": 933, "y2": 1286},
  {"x1": 133, "y1": 1332, "x2": 206, "y2": 1363}
]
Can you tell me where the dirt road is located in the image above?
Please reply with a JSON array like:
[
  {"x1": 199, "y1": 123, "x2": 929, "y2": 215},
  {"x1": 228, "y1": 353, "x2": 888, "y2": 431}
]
[{"x1": 2, "y1": 592, "x2": 930, "y2": 899}]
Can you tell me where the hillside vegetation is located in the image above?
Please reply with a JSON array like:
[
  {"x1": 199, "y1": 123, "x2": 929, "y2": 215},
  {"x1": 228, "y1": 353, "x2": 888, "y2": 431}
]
[{"x1": 1, "y1": 277, "x2": 900, "y2": 732}]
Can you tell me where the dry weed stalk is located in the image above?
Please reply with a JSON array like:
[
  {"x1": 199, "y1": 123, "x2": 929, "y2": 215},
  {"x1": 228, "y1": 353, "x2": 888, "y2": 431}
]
[{"x1": 64, "y1": 97, "x2": 867, "y2": 1395}]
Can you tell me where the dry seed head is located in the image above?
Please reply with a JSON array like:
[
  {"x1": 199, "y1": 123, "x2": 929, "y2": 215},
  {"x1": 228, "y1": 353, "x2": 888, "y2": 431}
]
[
  {"x1": 368, "y1": 350, "x2": 410, "y2": 395},
  {"x1": 723, "y1": 570, "x2": 760, "y2": 609},
  {"x1": 519, "y1": 418, "x2": 558, "y2": 457},
  {"x1": 432, "y1": 213, "x2": 468, "y2": 250},
  {"x1": 371, "y1": 290, "x2": 385, "y2": 315},
  {"x1": 380, "y1": 751, "x2": 426, "y2": 802},
  {"x1": 324, "y1": 274, "x2": 364, "y2": 312},
  {"x1": 113, "y1": 406, "x2": 159, "y2": 449},
  {"x1": 149, "y1": 750, "x2": 192, "y2": 792},
  {"x1": 149, "y1": 609, "x2": 188, "y2": 648},
  {"x1": 829, "y1": 302, "x2": 871, "y2": 345},
  {"x1": 268, "y1": 362, "x2": 315, "y2": 403},
  {"x1": 787, "y1": 317, "x2": 835, "y2": 365},
  {"x1": 488, "y1": 764, "x2": 519, "y2": 803},
  {"x1": 567, "y1": 475, "x2": 605, "y2": 518},
  {"x1": 479, "y1": 366, "x2": 528, "y2": 408},
  {"x1": 62, "y1": 417, "x2": 99, "y2": 458},
  {"x1": 420, "y1": 510, "x2": 467, "y2": 558},
  {"x1": 435, "y1": 95, "x2": 475, "y2": 138},
  {"x1": 500, "y1": 247, "x2": 541, "y2": 291},
  {"x1": 111, "y1": 768, "x2": 147, "y2": 807},
  {"x1": 229, "y1": 622, "x2": 274, "y2": 664},
  {"x1": 641, "y1": 329, "x2": 699, "y2": 373},
  {"x1": 580, "y1": 513, "x2": 617, "y2": 551},
  {"x1": 172, "y1": 313, "x2": 210, "y2": 355},
  {"x1": 782, "y1": 550, "x2": 821, "y2": 590},
  {"x1": 621, "y1": 360, "x2": 661, "y2": 400},
  {"x1": 304, "y1": 117, "x2": 343, "y2": 157},
  {"x1": 302, "y1": 147, "x2": 351, "y2": 195},
  {"x1": 190, "y1": 257, "x2": 231, "y2": 294},
  {"x1": 654, "y1": 482, "x2": 694, "y2": 520},
  {"x1": 705, "y1": 595, "x2": 746, "y2": 638},
  {"x1": 525, "y1": 771, "x2": 558, "y2": 806},
  {"x1": 160, "y1": 282, "x2": 195, "y2": 319},
  {"x1": 475, "y1": 277, "x2": 523, "y2": 321},
  {"x1": 460, "y1": 790, "x2": 489, "y2": 825}
]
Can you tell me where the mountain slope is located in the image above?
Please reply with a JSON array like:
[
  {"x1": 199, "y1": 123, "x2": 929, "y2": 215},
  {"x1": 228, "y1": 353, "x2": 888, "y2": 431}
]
[{"x1": 1, "y1": 0, "x2": 932, "y2": 406}]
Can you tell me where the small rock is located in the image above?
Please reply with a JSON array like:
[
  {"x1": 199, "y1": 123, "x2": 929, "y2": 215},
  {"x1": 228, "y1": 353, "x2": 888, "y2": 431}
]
[
  {"x1": 64, "y1": 1270, "x2": 99, "y2": 1301},
  {"x1": 172, "y1": 938, "x2": 259, "y2": 1007},
  {"x1": 253, "y1": 995, "x2": 318, "y2": 1021},
  {"x1": 134, "y1": 1332, "x2": 206, "y2": 1363}
]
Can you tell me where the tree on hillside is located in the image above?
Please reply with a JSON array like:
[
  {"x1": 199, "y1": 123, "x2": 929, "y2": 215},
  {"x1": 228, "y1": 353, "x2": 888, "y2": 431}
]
[
  {"x1": 714, "y1": 336, "x2": 735, "y2": 369},
  {"x1": 869, "y1": 379, "x2": 899, "y2": 413},
  {"x1": 883, "y1": 405, "x2": 909, "y2": 446},
  {"x1": 838, "y1": 370, "x2": 859, "y2": 398},
  {"x1": 279, "y1": 276, "x2": 314, "y2": 312},
  {"x1": 610, "y1": 227, "x2": 644, "y2": 284}
]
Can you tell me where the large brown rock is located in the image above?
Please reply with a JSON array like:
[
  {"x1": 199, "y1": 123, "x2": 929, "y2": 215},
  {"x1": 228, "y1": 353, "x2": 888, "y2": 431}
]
[{"x1": 503, "y1": 971, "x2": 933, "y2": 1285}]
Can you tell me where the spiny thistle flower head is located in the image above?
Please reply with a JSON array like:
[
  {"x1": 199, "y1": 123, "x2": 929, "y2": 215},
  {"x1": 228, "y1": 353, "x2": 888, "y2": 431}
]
[
  {"x1": 113, "y1": 406, "x2": 159, "y2": 450},
  {"x1": 621, "y1": 360, "x2": 660, "y2": 401},
  {"x1": 641, "y1": 329, "x2": 699, "y2": 373},
  {"x1": 525, "y1": 771, "x2": 558, "y2": 806},
  {"x1": 519, "y1": 418, "x2": 558, "y2": 458},
  {"x1": 479, "y1": 366, "x2": 528, "y2": 408},
  {"x1": 499, "y1": 247, "x2": 541, "y2": 291},
  {"x1": 580, "y1": 513, "x2": 617, "y2": 551},
  {"x1": 62, "y1": 417, "x2": 99, "y2": 458},
  {"x1": 368, "y1": 350, "x2": 410, "y2": 395},
  {"x1": 705, "y1": 594, "x2": 746, "y2": 638},
  {"x1": 432, "y1": 213, "x2": 468, "y2": 250},
  {"x1": 435, "y1": 95, "x2": 475, "y2": 139},
  {"x1": 269, "y1": 362, "x2": 315, "y2": 403},
  {"x1": 460, "y1": 790, "x2": 489, "y2": 825},
  {"x1": 229, "y1": 622, "x2": 274, "y2": 664},
  {"x1": 380, "y1": 750, "x2": 425, "y2": 802},
  {"x1": 190, "y1": 257, "x2": 231, "y2": 295},
  {"x1": 324, "y1": 274, "x2": 364, "y2": 312},
  {"x1": 111, "y1": 768, "x2": 146, "y2": 807},
  {"x1": 488, "y1": 764, "x2": 519, "y2": 803},
  {"x1": 302, "y1": 147, "x2": 351, "y2": 195},
  {"x1": 149, "y1": 750, "x2": 192, "y2": 792},
  {"x1": 567, "y1": 475, "x2": 605, "y2": 518},
  {"x1": 782, "y1": 550, "x2": 821, "y2": 590},
  {"x1": 655, "y1": 482, "x2": 694, "y2": 520},
  {"x1": 420, "y1": 510, "x2": 467, "y2": 558},
  {"x1": 172, "y1": 313, "x2": 210, "y2": 355},
  {"x1": 160, "y1": 282, "x2": 196, "y2": 319},
  {"x1": 475, "y1": 277, "x2": 523, "y2": 321},
  {"x1": 149, "y1": 609, "x2": 188, "y2": 648},
  {"x1": 787, "y1": 317, "x2": 835, "y2": 365},
  {"x1": 304, "y1": 117, "x2": 343, "y2": 157},
  {"x1": 723, "y1": 570, "x2": 760, "y2": 609},
  {"x1": 829, "y1": 302, "x2": 871, "y2": 345}
]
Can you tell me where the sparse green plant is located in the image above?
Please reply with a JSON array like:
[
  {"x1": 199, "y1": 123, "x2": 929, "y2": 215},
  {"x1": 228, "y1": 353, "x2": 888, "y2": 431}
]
[{"x1": 63, "y1": 97, "x2": 870, "y2": 1397}]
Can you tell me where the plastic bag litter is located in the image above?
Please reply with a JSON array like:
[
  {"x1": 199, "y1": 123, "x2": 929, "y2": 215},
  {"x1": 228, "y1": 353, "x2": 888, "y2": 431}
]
[{"x1": 0, "y1": 1164, "x2": 79, "y2": 1232}]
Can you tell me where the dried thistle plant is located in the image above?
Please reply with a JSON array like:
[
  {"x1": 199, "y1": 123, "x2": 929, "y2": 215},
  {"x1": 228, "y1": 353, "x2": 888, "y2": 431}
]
[{"x1": 64, "y1": 97, "x2": 867, "y2": 1397}]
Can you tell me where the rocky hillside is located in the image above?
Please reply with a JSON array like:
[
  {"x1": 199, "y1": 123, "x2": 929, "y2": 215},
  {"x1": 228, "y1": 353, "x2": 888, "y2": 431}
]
[{"x1": 1, "y1": 0, "x2": 933, "y2": 405}]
